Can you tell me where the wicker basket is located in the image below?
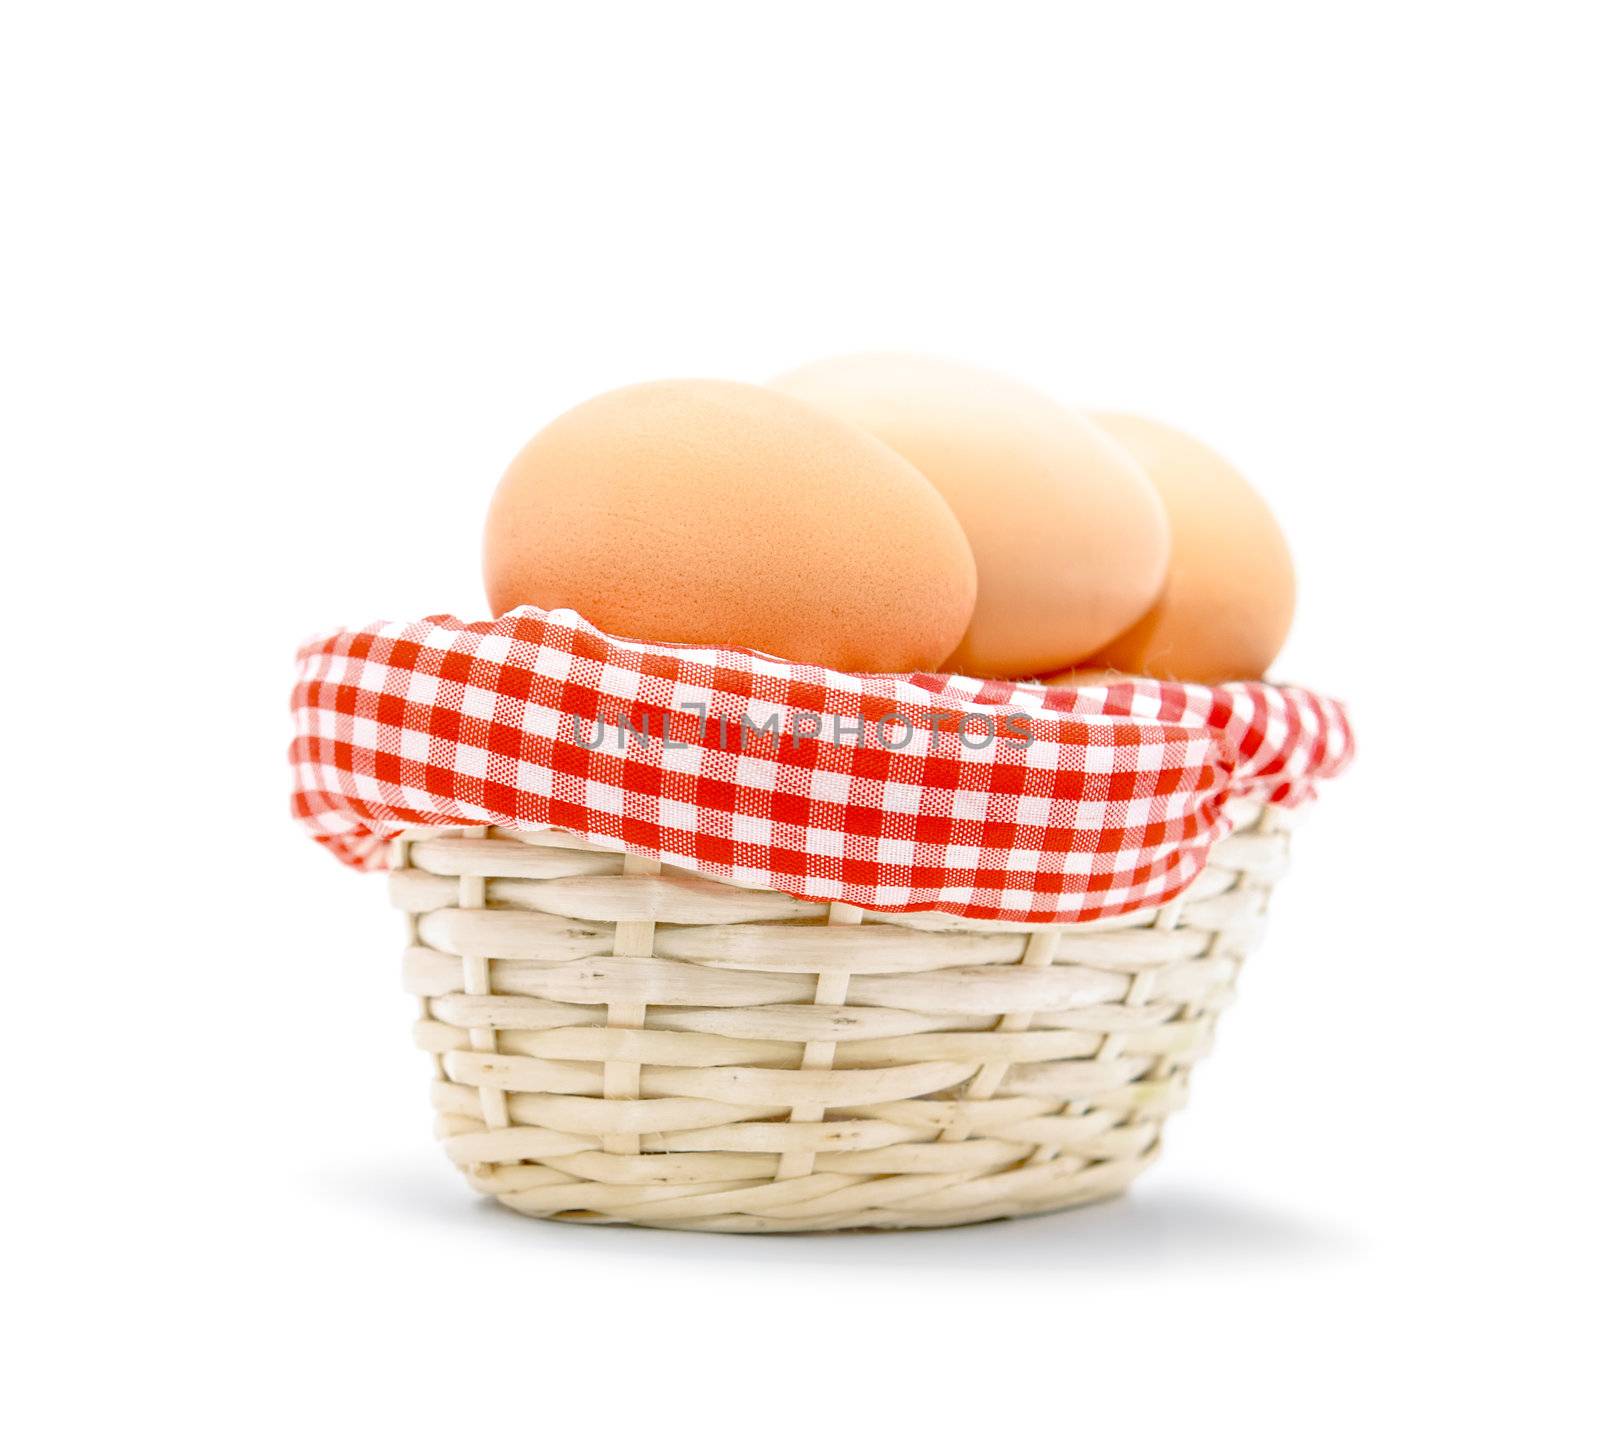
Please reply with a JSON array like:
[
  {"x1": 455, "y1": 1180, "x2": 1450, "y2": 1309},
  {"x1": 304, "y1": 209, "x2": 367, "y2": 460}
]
[{"x1": 390, "y1": 797, "x2": 1292, "y2": 1231}]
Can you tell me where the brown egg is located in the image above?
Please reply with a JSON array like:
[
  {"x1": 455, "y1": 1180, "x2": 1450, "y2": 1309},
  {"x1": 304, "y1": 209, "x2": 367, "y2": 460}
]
[
  {"x1": 772, "y1": 355, "x2": 1169, "y2": 679},
  {"x1": 483, "y1": 380, "x2": 977, "y2": 672},
  {"x1": 1081, "y1": 414, "x2": 1295, "y2": 683}
]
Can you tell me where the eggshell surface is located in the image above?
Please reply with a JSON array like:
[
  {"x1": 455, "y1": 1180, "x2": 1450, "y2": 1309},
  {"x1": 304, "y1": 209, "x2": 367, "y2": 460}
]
[
  {"x1": 772, "y1": 355, "x2": 1170, "y2": 679},
  {"x1": 483, "y1": 380, "x2": 977, "y2": 672},
  {"x1": 1083, "y1": 413, "x2": 1295, "y2": 683}
]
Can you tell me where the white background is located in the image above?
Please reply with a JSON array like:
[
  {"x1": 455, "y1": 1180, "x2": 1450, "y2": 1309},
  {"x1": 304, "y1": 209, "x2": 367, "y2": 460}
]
[{"x1": 4, "y1": 3, "x2": 1595, "y2": 1447}]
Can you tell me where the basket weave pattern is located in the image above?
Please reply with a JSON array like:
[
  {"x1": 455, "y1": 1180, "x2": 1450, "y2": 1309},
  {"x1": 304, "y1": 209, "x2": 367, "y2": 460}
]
[{"x1": 391, "y1": 800, "x2": 1290, "y2": 1231}]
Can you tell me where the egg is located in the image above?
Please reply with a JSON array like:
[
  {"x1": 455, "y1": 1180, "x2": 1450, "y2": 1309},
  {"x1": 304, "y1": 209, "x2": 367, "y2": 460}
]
[
  {"x1": 483, "y1": 380, "x2": 977, "y2": 672},
  {"x1": 1077, "y1": 413, "x2": 1295, "y2": 683},
  {"x1": 771, "y1": 355, "x2": 1169, "y2": 679}
]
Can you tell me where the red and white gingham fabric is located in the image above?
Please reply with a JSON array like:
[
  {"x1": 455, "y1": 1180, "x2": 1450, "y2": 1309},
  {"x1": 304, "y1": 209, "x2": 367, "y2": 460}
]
[{"x1": 290, "y1": 607, "x2": 1353, "y2": 924}]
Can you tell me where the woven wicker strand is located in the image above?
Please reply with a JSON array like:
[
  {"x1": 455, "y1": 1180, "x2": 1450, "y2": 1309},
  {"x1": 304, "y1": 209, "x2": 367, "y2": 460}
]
[{"x1": 390, "y1": 798, "x2": 1291, "y2": 1232}]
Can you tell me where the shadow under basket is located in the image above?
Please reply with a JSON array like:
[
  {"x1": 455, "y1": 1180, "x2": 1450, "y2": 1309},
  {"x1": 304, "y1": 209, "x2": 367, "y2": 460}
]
[{"x1": 390, "y1": 799, "x2": 1293, "y2": 1232}]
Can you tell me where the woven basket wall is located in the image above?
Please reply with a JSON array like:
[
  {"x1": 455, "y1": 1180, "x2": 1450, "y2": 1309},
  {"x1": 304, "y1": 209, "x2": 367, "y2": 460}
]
[{"x1": 389, "y1": 798, "x2": 1292, "y2": 1232}]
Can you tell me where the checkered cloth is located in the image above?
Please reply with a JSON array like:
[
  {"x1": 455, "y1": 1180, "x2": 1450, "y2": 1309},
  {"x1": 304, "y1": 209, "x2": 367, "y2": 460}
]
[{"x1": 290, "y1": 607, "x2": 1353, "y2": 924}]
